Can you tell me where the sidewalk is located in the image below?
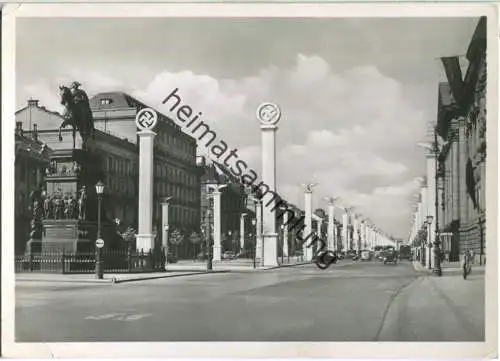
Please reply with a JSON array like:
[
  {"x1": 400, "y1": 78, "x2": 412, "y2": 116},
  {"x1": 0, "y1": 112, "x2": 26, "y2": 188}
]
[
  {"x1": 15, "y1": 270, "x2": 229, "y2": 284},
  {"x1": 412, "y1": 260, "x2": 486, "y2": 276},
  {"x1": 165, "y1": 256, "x2": 310, "y2": 272},
  {"x1": 380, "y1": 261, "x2": 486, "y2": 341},
  {"x1": 15, "y1": 257, "x2": 311, "y2": 284}
]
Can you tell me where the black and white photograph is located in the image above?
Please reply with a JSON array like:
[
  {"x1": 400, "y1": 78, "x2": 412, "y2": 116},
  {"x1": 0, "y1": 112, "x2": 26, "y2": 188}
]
[{"x1": 2, "y1": 2, "x2": 497, "y2": 359}]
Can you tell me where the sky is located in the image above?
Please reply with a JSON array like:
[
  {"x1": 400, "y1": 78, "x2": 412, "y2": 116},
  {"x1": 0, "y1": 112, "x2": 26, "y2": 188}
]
[{"x1": 16, "y1": 17, "x2": 480, "y2": 238}]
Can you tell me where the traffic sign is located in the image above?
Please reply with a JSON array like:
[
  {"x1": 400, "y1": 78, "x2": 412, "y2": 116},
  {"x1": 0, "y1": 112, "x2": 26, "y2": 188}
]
[{"x1": 96, "y1": 238, "x2": 104, "y2": 248}]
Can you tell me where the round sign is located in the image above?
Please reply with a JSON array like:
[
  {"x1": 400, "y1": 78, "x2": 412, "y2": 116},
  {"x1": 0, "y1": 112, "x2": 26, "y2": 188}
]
[
  {"x1": 256, "y1": 102, "x2": 281, "y2": 126},
  {"x1": 135, "y1": 108, "x2": 158, "y2": 131},
  {"x1": 96, "y1": 238, "x2": 104, "y2": 248}
]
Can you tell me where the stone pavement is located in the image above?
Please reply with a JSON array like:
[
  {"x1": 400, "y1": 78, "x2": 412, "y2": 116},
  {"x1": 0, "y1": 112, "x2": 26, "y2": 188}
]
[
  {"x1": 15, "y1": 270, "x2": 229, "y2": 284},
  {"x1": 413, "y1": 260, "x2": 486, "y2": 276},
  {"x1": 15, "y1": 257, "x2": 311, "y2": 284},
  {"x1": 166, "y1": 256, "x2": 309, "y2": 272},
  {"x1": 381, "y1": 260, "x2": 486, "y2": 341}
]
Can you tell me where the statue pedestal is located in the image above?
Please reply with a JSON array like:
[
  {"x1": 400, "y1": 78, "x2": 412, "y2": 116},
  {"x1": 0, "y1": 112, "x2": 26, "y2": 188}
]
[{"x1": 41, "y1": 219, "x2": 96, "y2": 253}]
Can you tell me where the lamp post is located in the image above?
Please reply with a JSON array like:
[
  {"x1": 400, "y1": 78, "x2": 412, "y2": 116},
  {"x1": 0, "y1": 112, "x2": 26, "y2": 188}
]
[
  {"x1": 206, "y1": 209, "x2": 213, "y2": 271},
  {"x1": 164, "y1": 224, "x2": 170, "y2": 265},
  {"x1": 251, "y1": 218, "x2": 257, "y2": 269},
  {"x1": 228, "y1": 230, "x2": 233, "y2": 253},
  {"x1": 95, "y1": 181, "x2": 104, "y2": 280},
  {"x1": 426, "y1": 215, "x2": 433, "y2": 269}
]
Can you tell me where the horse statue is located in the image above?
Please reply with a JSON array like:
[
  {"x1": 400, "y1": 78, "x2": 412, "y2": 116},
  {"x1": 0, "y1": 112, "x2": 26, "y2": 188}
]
[{"x1": 58, "y1": 82, "x2": 95, "y2": 149}]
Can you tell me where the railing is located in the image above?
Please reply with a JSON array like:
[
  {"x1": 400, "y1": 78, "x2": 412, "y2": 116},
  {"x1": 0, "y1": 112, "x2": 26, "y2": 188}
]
[{"x1": 15, "y1": 248, "x2": 166, "y2": 274}]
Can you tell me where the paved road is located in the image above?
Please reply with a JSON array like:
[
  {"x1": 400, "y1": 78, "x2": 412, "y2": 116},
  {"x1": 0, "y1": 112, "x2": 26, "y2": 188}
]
[{"x1": 15, "y1": 260, "x2": 484, "y2": 342}]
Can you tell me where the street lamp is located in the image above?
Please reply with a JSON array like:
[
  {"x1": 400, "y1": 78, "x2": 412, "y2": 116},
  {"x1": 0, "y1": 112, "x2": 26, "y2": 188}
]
[
  {"x1": 228, "y1": 230, "x2": 232, "y2": 253},
  {"x1": 164, "y1": 224, "x2": 170, "y2": 265},
  {"x1": 95, "y1": 181, "x2": 104, "y2": 280},
  {"x1": 426, "y1": 216, "x2": 433, "y2": 269},
  {"x1": 251, "y1": 218, "x2": 257, "y2": 269}
]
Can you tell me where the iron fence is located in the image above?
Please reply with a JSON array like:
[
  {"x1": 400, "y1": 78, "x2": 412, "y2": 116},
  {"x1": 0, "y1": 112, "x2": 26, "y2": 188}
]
[{"x1": 15, "y1": 248, "x2": 166, "y2": 274}]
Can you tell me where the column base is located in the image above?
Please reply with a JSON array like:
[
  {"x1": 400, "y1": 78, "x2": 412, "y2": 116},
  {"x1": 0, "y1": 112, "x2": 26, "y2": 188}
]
[
  {"x1": 263, "y1": 233, "x2": 278, "y2": 267},
  {"x1": 136, "y1": 234, "x2": 154, "y2": 252},
  {"x1": 213, "y1": 245, "x2": 221, "y2": 262}
]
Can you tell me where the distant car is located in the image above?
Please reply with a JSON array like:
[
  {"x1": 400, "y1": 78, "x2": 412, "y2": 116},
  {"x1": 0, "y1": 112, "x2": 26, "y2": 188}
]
[
  {"x1": 236, "y1": 250, "x2": 253, "y2": 259},
  {"x1": 360, "y1": 250, "x2": 371, "y2": 261},
  {"x1": 196, "y1": 251, "x2": 208, "y2": 261},
  {"x1": 222, "y1": 251, "x2": 237, "y2": 260}
]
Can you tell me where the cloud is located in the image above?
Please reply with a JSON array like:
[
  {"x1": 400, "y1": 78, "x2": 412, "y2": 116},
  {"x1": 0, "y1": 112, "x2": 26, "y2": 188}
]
[{"x1": 18, "y1": 54, "x2": 430, "y2": 238}]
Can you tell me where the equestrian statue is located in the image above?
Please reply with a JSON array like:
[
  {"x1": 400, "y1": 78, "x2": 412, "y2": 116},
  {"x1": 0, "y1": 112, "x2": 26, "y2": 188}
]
[{"x1": 58, "y1": 81, "x2": 95, "y2": 149}]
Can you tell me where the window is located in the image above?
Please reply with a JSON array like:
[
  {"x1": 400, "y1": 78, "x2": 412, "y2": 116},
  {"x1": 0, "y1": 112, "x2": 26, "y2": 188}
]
[{"x1": 100, "y1": 98, "x2": 113, "y2": 105}]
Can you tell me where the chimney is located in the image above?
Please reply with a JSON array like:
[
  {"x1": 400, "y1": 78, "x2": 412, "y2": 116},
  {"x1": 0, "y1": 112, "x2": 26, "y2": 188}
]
[
  {"x1": 15, "y1": 122, "x2": 23, "y2": 136},
  {"x1": 27, "y1": 99, "x2": 39, "y2": 108},
  {"x1": 32, "y1": 123, "x2": 38, "y2": 141}
]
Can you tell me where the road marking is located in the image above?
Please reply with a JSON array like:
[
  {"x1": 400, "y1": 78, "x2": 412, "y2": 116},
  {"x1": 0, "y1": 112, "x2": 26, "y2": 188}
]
[{"x1": 85, "y1": 313, "x2": 152, "y2": 321}]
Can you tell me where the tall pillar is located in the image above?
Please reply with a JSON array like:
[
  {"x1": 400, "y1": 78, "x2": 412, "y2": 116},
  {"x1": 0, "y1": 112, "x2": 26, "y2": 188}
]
[
  {"x1": 210, "y1": 185, "x2": 226, "y2": 262},
  {"x1": 240, "y1": 213, "x2": 247, "y2": 251},
  {"x1": 258, "y1": 103, "x2": 280, "y2": 267},
  {"x1": 316, "y1": 216, "x2": 323, "y2": 255},
  {"x1": 136, "y1": 128, "x2": 156, "y2": 252},
  {"x1": 426, "y1": 152, "x2": 437, "y2": 269},
  {"x1": 161, "y1": 198, "x2": 171, "y2": 266},
  {"x1": 256, "y1": 201, "x2": 263, "y2": 264},
  {"x1": 342, "y1": 211, "x2": 348, "y2": 253},
  {"x1": 326, "y1": 198, "x2": 335, "y2": 251},
  {"x1": 353, "y1": 215, "x2": 360, "y2": 253},
  {"x1": 282, "y1": 210, "x2": 289, "y2": 257},
  {"x1": 303, "y1": 188, "x2": 314, "y2": 261}
]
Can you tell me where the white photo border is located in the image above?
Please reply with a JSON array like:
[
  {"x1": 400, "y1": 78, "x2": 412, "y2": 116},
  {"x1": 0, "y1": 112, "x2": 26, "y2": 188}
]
[{"x1": 2, "y1": 2, "x2": 498, "y2": 358}]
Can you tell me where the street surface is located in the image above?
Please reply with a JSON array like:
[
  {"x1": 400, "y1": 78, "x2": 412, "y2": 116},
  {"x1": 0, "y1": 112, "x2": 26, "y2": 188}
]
[{"x1": 16, "y1": 260, "x2": 484, "y2": 342}]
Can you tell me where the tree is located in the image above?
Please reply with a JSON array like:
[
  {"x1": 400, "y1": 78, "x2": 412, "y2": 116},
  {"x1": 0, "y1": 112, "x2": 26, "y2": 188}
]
[
  {"x1": 188, "y1": 231, "x2": 202, "y2": 258},
  {"x1": 169, "y1": 229, "x2": 184, "y2": 258},
  {"x1": 121, "y1": 226, "x2": 137, "y2": 251}
]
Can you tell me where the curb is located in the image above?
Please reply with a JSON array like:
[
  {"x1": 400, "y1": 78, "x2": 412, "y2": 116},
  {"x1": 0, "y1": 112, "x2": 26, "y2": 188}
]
[
  {"x1": 16, "y1": 278, "x2": 113, "y2": 284},
  {"x1": 265, "y1": 262, "x2": 311, "y2": 270},
  {"x1": 16, "y1": 270, "x2": 231, "y2": 285},
  {"x1": 112, "y1": 270, "x2": 230, "y2": 284}
]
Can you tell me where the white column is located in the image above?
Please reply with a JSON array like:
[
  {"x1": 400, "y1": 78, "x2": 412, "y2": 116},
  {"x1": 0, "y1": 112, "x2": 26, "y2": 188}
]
[
  {"x1": 342, "y1": 211, "x2": 348, "y2": 253},
  {"x1": 303, "y1": 190, "x2": 313, "y2": 261},
  {"x1": 256, "y1": 201, "x2": 263, "y2": 264},
  {"x1": 426, "y1": 153, "x2": 437, "y2": 269},
  {"x1": 161, "y1": 199, "x2": 170, "y2": 249},
  {"x1": 136, "y1": 130, "x2": 156, "y2": 252},
  {"x1": 261, "y1": 126, "x2": 278, "y2": 267},
  {"x1": 240, "y1": 213, "x2": 247, "y2": 251},
  {"x1": 327, "y1": 201, "x2": 335, "y2": 251},
  {"x1": 353, "y1": 215, "x2": 359, "y2": 253},
  {"x1": 282, "y1": 211, "x2": 289, "y2": 257},
  {"x1": 212, "y1": 189, "x2": 223, "y2": 262}
]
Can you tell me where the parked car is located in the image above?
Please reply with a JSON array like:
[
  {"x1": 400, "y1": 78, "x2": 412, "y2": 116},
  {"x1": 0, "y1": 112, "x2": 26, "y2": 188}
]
[
  {"x1": 382, "y1": 250, "x2": 398, "y2": 265},
  {"x1": 222, "y1": 251, "x2": 237, "y2": 260},
  {"x1": 196, "y1": 251, "x2": 208, "y2": 261},
  {"x1": 236, "y1": 250, "x2": 253, "y2": 259},
  {"x1": 360, "y1": 250, "x2": 371, "y2": 261}
]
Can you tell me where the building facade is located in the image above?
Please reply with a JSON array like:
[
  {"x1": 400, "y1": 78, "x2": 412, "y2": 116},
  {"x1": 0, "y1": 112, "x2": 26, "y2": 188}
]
[
  {"x1": 437, "y1": 17, "x2": 486, "y2": 263},
  {"x1": 15, "y1": 91, "x2": 201, "y2": 253},
  {"x1": 197, "y1": 156, "x2": 255, "y2": 254},
  {"x1": 90, "y1": 92, "x2": 200, "y2": 236},
  {"x1": 14, "y1": 121, "x2": 52, "y2": 252}
]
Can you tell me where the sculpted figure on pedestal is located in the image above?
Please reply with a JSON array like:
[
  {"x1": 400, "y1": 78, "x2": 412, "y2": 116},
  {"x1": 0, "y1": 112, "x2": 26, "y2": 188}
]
[
  {"x1": 78, "y1": 186, "x2": 88, "y2": 221},
  {"x1": 58, "y1": 81, "x2": 95, "y2": 150}
]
